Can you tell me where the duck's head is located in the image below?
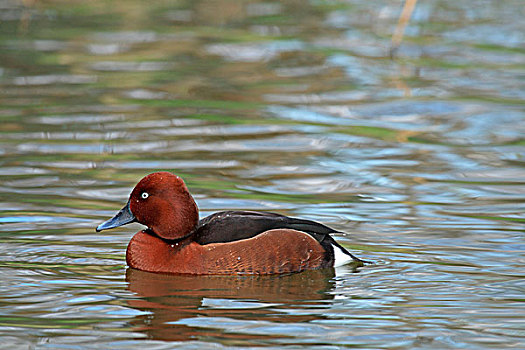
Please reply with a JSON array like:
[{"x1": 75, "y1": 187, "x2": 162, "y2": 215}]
[{"x1": 96, "y1": 172, "x2": 199, "y2": 240}]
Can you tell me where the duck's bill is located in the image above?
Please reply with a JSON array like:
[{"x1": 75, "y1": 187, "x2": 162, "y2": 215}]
[{"x1": 96, "y1": 201, "x2": 136, "y2": 232}]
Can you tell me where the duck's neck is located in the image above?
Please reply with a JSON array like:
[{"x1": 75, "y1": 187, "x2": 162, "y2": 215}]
[{"x1": 132, "y1": 183, "x2": 199, "y2": 241}]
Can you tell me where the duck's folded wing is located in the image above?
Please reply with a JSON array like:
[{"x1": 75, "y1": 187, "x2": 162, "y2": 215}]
[{"x1": 193, "y1": 210, "x2": 336, "y2": 243}]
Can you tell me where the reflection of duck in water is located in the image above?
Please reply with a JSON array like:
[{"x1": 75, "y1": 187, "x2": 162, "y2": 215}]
[
  {"x1": 97, "y1": 172, "x2": 368, "y2": 275},
  {"x1": 126, "y1": 268, "x2": 336, "y2": 342}
]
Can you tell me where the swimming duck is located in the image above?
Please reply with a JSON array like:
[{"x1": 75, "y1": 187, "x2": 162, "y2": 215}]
[{"x1": 96, "y1": 172, "x2": 365, "y2": 274}]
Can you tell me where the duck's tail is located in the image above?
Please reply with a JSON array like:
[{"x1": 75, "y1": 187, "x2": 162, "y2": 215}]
[{"x1": 328, "y1": 234, "x2": 373, "y2": 266}]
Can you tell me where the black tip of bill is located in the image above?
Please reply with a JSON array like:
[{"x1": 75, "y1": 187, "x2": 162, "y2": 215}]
[{"x1": 96, "y1": 201, "x2": 136, "y2": 232}]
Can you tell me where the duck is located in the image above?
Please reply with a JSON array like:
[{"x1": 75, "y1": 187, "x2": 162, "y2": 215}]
[{"x1": 96, "y1": 172, "x2": 366, "y2": 275}]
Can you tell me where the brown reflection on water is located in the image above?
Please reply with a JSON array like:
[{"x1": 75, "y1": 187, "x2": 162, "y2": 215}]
[{"x1": 125, "y1": 268, "x2": 335, "y2": 342}]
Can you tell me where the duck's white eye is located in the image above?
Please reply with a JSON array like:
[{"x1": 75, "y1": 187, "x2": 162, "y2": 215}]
[{"x1": 141, "y1": 192, "x2": 149, "y2": 199}]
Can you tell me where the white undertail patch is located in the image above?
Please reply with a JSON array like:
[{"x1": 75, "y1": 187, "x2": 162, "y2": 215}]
[{"x1": 333, "y1": 244, "x2": 353, "y2": 267}]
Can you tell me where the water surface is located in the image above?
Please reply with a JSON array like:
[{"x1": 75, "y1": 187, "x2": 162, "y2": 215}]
[{"x1": 0, "y1": 0, "x2": 524, "y2": 349}]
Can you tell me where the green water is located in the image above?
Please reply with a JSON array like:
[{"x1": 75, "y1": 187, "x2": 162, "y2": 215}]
[{"x1": 0, "y1": 0, "x2": 524, "y2": 349}]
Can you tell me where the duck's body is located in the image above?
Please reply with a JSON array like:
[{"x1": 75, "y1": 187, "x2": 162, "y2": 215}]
[
  {"x1": 127, "y1": 228, "x2": 328, "y2": 274},
  {"x1": 96, "y1": 172, "x2": 365, "y2": 275}
]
